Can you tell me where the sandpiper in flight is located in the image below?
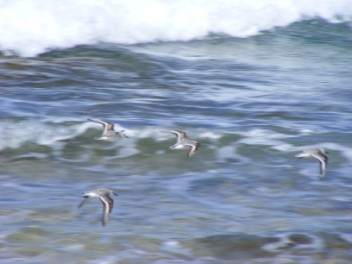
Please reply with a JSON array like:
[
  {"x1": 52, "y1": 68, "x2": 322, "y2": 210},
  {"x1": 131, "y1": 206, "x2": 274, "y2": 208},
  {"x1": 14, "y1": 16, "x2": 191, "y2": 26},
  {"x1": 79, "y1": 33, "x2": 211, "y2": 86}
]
[
  {"x1": 88, "y1": 118, "x2": 128, "y2": 141},
  {"x1": 78, "y1": 188, "x2": 118, "y2": 226},
  {"x1": 167, "y1": 130, "x2": 200, "y2": 157},
  {"x1": 295, "y1": 148, "x2": 329, "y2": 178}
]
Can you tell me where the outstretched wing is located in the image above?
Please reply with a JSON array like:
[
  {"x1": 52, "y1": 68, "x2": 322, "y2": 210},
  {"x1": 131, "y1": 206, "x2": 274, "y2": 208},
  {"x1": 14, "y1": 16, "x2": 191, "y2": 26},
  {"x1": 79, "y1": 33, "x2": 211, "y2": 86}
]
[
  {"x1": 100, "y1": 195, "x2": 114, "y2": 226},
  {"x1": 88, "y1": 118, "x2": 117, "y2": 138},
  {"x1": 185, "y1": 142, "x2": 200, "y2": 157},
  {"x1": 313, "y1": 153, "x2": 328, "y2": 177},
  {"x1": 88, "y1": 118, "x2": 109, "y2": 127},
  {"x1": 78, "y1": 197, "x2": 89, "y2": 208}
]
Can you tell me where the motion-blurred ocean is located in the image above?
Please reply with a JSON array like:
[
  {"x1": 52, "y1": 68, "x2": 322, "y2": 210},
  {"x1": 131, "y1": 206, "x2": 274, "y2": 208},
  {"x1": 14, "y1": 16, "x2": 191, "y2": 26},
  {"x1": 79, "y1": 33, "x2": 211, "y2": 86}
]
[{"x1": 0, "y1": 0, "x2": 352, "y2": 263}]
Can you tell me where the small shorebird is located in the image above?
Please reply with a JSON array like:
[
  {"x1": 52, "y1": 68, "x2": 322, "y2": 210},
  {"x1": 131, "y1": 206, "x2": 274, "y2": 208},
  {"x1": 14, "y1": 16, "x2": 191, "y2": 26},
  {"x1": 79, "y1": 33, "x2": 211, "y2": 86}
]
[
  {"x1": 167, "y1": 130, "x2": 200, "y2": 157},
  {"x1": 78, "y1": 188, "x2": 118, "y2": 226},
  {"x1": 88, "y1": 118, "x2": 128, "y2": 141},
  {"x1": 295, "y1": 148, "x2": 329, "y2": 178}
]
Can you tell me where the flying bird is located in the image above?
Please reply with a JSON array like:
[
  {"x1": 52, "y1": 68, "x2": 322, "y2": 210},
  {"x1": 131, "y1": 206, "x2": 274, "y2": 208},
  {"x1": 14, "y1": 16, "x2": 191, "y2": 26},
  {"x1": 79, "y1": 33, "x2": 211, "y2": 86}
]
[
  {"x1": 295, "y1": 148, "x2": 329, "y2": 178},
  {"x1": 78, "y1": 188, "x2": 118, "y2": 226},
  {"x1": 167, "y1": 130, "x2": 200, "y2": 157},
  {"x1": 88, "y1": 118, "x2": 128, "y2": 141}
]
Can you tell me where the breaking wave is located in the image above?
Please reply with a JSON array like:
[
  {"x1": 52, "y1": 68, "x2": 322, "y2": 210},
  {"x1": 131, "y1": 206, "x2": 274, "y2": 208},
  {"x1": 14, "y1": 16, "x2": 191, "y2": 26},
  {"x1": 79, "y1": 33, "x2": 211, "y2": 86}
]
[{"x1": 0, "y1": 0, "x2": 351, "y2": 56}]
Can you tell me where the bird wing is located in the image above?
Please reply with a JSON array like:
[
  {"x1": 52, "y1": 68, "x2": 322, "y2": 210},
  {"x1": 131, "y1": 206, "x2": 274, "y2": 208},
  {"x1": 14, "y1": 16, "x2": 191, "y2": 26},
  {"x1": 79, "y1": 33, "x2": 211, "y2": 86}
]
[
  {"x1": 170, "y1": 130, "x2": 186, "y2": 140},
  {"x1": 100, "y1": 195, "x2": 114, "y2": 226},
  {"x1": 78, "y1": 197, "x2": 89, "y2": 208},
  {"x1": 185, "y1": 142, "x2": 200, "y2": 157},
  {"x1": 313, "y1": 153, "x2": 328, "y2": 177},
  {"x1": 88, "y1": 118, "x2": 110, "y2": 134},
  {"x1": 88, "y1": 118, "x2": 108, "y2": 127}
]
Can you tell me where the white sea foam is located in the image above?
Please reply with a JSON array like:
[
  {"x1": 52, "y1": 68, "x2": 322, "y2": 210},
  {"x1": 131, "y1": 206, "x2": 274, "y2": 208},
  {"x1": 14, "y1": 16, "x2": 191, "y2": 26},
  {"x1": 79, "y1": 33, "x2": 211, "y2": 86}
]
[
  {"x1": 237, "y1": 128, "x2": 294, "y2": 146},
  {"x1": 262, "y1": 232, "x2": 325, "y2": 252},
  {"x1": 0, "y1": 0, "x2": 351, "y2": 57},
  {"x1": 0, "y1": 120, "x2": 88, "y2": 150}
]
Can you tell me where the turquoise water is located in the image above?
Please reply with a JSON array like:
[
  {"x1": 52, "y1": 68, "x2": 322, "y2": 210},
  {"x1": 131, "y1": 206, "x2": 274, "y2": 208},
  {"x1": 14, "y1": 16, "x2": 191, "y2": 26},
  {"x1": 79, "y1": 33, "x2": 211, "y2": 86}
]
[{"x1": 0, "y1": 4, "x2": 352, "y2": 263}]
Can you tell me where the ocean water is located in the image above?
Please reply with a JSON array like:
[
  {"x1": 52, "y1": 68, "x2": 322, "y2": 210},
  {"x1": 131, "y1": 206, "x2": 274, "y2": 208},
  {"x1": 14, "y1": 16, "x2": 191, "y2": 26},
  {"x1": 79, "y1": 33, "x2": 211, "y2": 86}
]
[{"x1": 1, "y1": 0, "x2": 352, "y2": 263}]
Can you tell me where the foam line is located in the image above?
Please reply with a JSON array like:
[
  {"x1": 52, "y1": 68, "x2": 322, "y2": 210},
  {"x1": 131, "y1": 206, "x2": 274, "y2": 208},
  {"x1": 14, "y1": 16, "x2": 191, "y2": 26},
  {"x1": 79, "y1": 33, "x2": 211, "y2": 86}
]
[{"x1": 0, "y1": 0, "x2": 351, "y2": 56}]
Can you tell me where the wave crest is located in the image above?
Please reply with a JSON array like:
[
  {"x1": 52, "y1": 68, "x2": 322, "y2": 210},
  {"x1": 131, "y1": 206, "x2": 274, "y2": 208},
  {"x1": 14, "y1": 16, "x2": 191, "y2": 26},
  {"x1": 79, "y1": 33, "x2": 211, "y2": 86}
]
[{"x1": 0, "y1": 0, "x2": 351, "y2": 57}]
